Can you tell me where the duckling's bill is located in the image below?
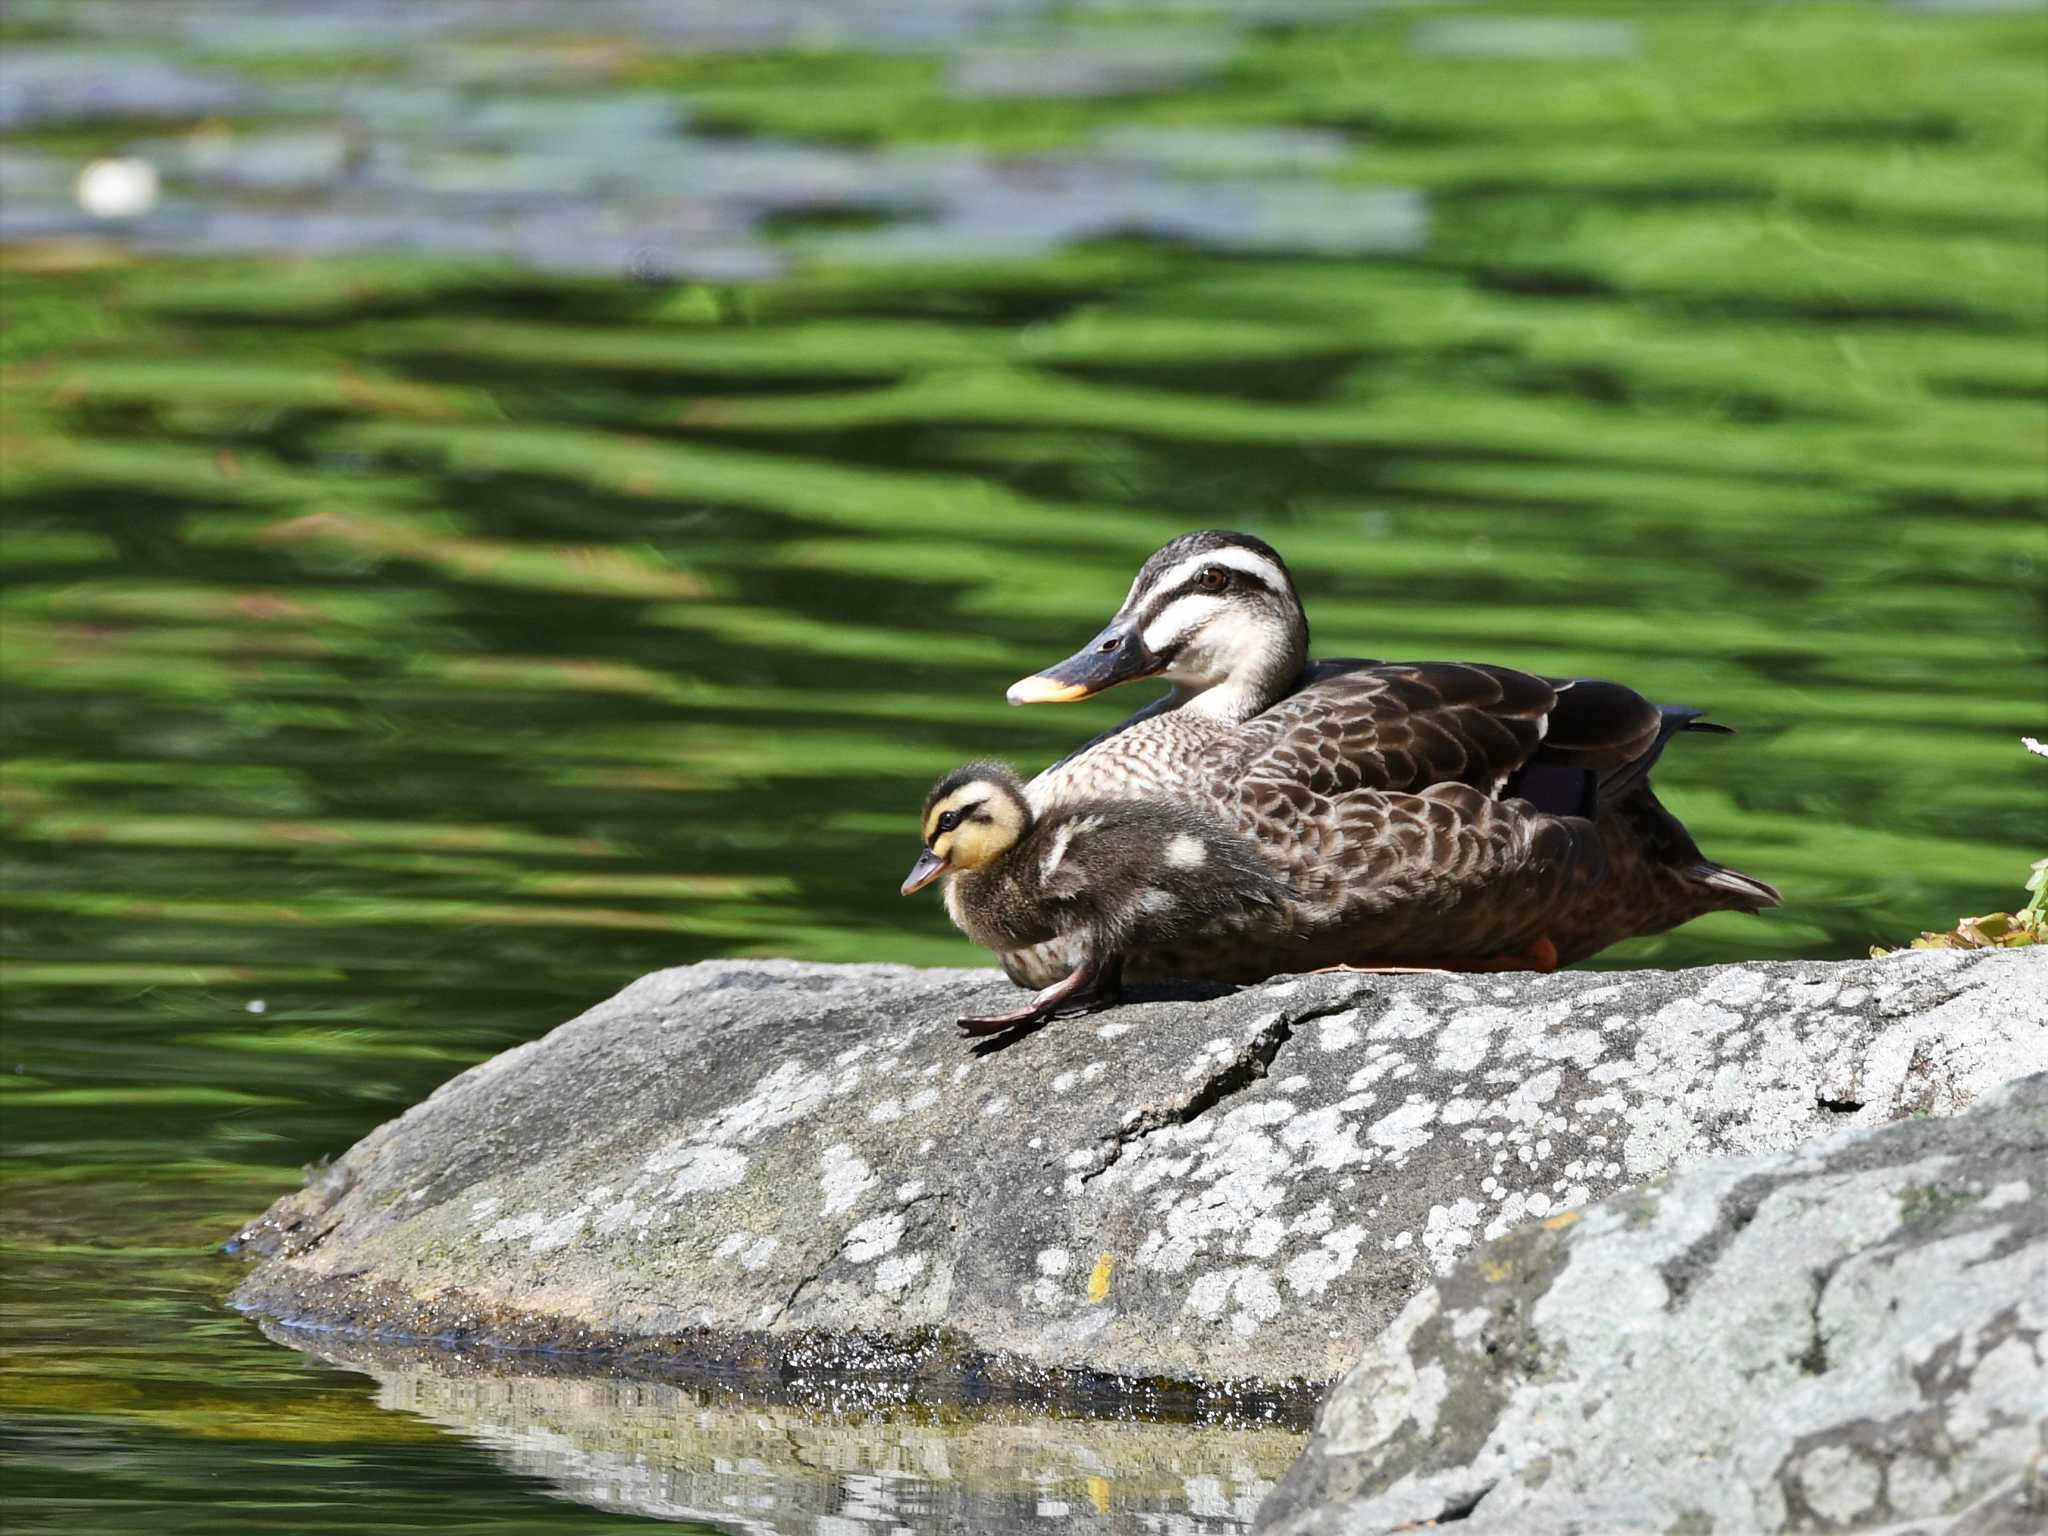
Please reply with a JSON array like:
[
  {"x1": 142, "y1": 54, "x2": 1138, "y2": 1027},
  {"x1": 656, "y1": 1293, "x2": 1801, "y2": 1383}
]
[
  {"x1": 901, "y1": 848, "x2": 948, "y2": 894},
  {"x1": 1006, "y1": 621, "x2": 1160, "y2": 705}
]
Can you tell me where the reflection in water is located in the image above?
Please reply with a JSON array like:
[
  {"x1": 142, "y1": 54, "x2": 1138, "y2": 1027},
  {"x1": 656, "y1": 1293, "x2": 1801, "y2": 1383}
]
[
  {"x1": 0, "y1": 1, "x2": 1424, "y2": 278},
  {"x1": 282, "y1": 1330, "x2": 1304, "y2": 1534},
  {"x1": 3, "y1": 1, "x2": 2044, "y2": 1533}
]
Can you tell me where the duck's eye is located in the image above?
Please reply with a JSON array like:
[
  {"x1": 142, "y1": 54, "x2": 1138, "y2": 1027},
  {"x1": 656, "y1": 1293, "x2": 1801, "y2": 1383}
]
[
  {"x1": 937, "y1": 810, "x2": 963, "y2": 834},
  {"x1": 1197, "y1": 565, "x2": 1228, "y2": 592}
]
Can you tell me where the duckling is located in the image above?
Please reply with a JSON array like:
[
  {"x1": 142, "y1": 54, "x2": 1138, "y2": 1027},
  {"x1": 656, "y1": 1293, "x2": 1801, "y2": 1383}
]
[
  {"x1": 900, "y1": 761, "x2": 1292, "y2": 1035},
  {"x1": 997, "y1": 529, "x2": 1778, "y2": 982}
]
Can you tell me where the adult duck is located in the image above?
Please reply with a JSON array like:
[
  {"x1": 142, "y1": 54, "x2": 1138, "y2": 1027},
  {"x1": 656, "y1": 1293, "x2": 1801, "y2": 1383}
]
[{"x1": 1000, "y1": 529, "x2": 1777, "y2": 982}]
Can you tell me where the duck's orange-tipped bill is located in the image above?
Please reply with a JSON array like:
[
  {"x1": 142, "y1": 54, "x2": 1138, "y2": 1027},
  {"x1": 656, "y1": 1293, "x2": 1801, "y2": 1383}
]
[
  {"x1": 1006, "y1": 674, "x2": 1092, "y2": 705},
  {"x1": 900, "y1": 849, "x2": 949, "y2": 895},
  {"x1": 1006, "y1": 620, "x2": 1159, "y2": 705}
]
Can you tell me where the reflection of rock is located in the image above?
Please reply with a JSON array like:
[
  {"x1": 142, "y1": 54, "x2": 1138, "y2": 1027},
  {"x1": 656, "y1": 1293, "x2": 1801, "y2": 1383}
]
[
  {"x1": 283, "y1": 1329, "x2": 1302, "y2": 1535},
  {"x1": 230, "y1": 951, "x2": 2045, "y2": 1393},
  {"x1": 1256, "y1": 1071, "x2": 2048, "y2": 1535}
]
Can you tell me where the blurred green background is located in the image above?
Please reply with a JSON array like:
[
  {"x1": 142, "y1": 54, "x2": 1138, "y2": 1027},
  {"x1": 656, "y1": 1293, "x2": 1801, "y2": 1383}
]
[{"x1": 2, "y1": 1, "x2": 2044, "y2": 1531}]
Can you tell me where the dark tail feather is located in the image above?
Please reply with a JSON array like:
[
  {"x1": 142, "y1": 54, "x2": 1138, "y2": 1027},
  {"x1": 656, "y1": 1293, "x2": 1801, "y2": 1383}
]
[
  {"x1": 1595, "y1": 706, "x2": 1718, "y2": 805},
  {"x1": 1576, "y1": 711, "x2": 1777, "y2": 915}
]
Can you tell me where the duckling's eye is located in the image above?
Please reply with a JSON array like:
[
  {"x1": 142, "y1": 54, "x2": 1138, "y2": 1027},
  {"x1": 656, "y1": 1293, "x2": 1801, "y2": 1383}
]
[
  {"x1": 1197, "y1": 565, "x2": 1228, "y2": 592},
  {"x1": 937, "y1": 810, "x2": 963, "y2": 834}
]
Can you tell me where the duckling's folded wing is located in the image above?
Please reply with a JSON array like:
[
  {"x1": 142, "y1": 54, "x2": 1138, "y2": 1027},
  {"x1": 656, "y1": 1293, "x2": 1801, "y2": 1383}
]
[{"x1": 1033, "y1": 812, "x2": 1107, "y2": 906}]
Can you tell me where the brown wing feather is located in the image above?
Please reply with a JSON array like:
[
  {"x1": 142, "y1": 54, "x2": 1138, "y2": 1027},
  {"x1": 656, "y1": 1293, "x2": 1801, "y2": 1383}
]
[
  {"x1": 1223, "y1": 661, "x2": 1559, "y2": 799},
  {"x1": 1214, "y1": 776, "x2": 1606, "y2": 969}
]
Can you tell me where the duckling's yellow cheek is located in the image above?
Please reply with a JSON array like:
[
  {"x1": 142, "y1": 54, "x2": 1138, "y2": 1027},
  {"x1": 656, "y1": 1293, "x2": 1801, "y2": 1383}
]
[{"x1": 930, "y1": 832, "x2": 954, "y2": 862}]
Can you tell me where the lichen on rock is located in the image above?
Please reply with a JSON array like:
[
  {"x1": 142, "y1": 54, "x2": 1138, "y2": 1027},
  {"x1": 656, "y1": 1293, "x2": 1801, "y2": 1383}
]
[
  {"x1": 1255, "y1": 1070, "x2": 2048, "y2": 1535},
  {"x1": 229, "y1": 949, "x2": 2046, "y2": 1395}
]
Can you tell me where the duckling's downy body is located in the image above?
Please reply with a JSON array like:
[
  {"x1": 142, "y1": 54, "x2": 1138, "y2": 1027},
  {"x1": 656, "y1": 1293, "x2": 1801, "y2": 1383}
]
[
  {"x1": 902, "y1": 762, "x2": 1290, "y2": 1033},
  {"x1": 1000, "y1": 530, "x2": 1779, "y2": 986}
]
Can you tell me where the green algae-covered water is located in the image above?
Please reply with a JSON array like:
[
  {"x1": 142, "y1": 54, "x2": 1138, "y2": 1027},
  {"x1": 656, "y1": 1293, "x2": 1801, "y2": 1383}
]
[{"x1": 3, "y1": 2, "x2": 2044, "y2": 1531}]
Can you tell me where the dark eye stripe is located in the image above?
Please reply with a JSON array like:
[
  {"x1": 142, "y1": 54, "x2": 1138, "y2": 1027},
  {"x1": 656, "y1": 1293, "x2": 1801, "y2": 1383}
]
[
  {"x1": 936, "y1": 799, "x2": 986, "y2": 836},
  {"x1": 1139, "y1": 569, "x2": 1269, "y2": 620}
]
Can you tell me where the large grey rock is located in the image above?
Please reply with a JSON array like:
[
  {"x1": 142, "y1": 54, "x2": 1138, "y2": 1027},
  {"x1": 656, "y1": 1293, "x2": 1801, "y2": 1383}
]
[
  {"x1": 1256, "y1": 1070, "x2": 2048, "y2": 1536},
  {"x1": 229, "y1": 948, "x2": 2047, "y2": 1391}
]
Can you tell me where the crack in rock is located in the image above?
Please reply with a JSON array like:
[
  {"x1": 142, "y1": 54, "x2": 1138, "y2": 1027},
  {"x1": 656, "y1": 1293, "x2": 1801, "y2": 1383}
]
[
  {"x1": 1436, "y1": 1479, "x2": 1500, "y2": 1523},
  {"x1": 1078, "y1": 999, "x2": 1352, "y2": 1186},
  {"x1": 773, "y1": 1260, "x2": 823, "y2": 1326},
  {"x1": 1797, "y1": 1261, "x2": 1841, "y2": 1377}
]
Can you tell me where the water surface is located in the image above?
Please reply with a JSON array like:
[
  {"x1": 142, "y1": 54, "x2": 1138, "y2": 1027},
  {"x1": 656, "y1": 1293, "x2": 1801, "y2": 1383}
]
[{"x1": 2, "y1": 1, "x2": 2044, "y2": 1532}]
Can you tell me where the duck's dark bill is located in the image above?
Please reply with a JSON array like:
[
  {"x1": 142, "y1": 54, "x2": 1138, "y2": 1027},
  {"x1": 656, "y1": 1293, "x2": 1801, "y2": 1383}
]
[
  {"x1": 900, "y1": 849, "x2": 948, "y2": 894},
  {"x1": 1006, "y1": 623, "x2": 1160, "y2": 705}
]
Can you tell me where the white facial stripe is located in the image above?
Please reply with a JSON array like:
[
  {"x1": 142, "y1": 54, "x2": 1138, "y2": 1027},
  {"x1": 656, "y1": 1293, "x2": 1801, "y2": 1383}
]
[
  {"x1": 1141, "y1": 593, "x2": 1226, "y2": 654},
  {"x1": 1152, "y1": 547, "x2": 1288, "y2": 599}
]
